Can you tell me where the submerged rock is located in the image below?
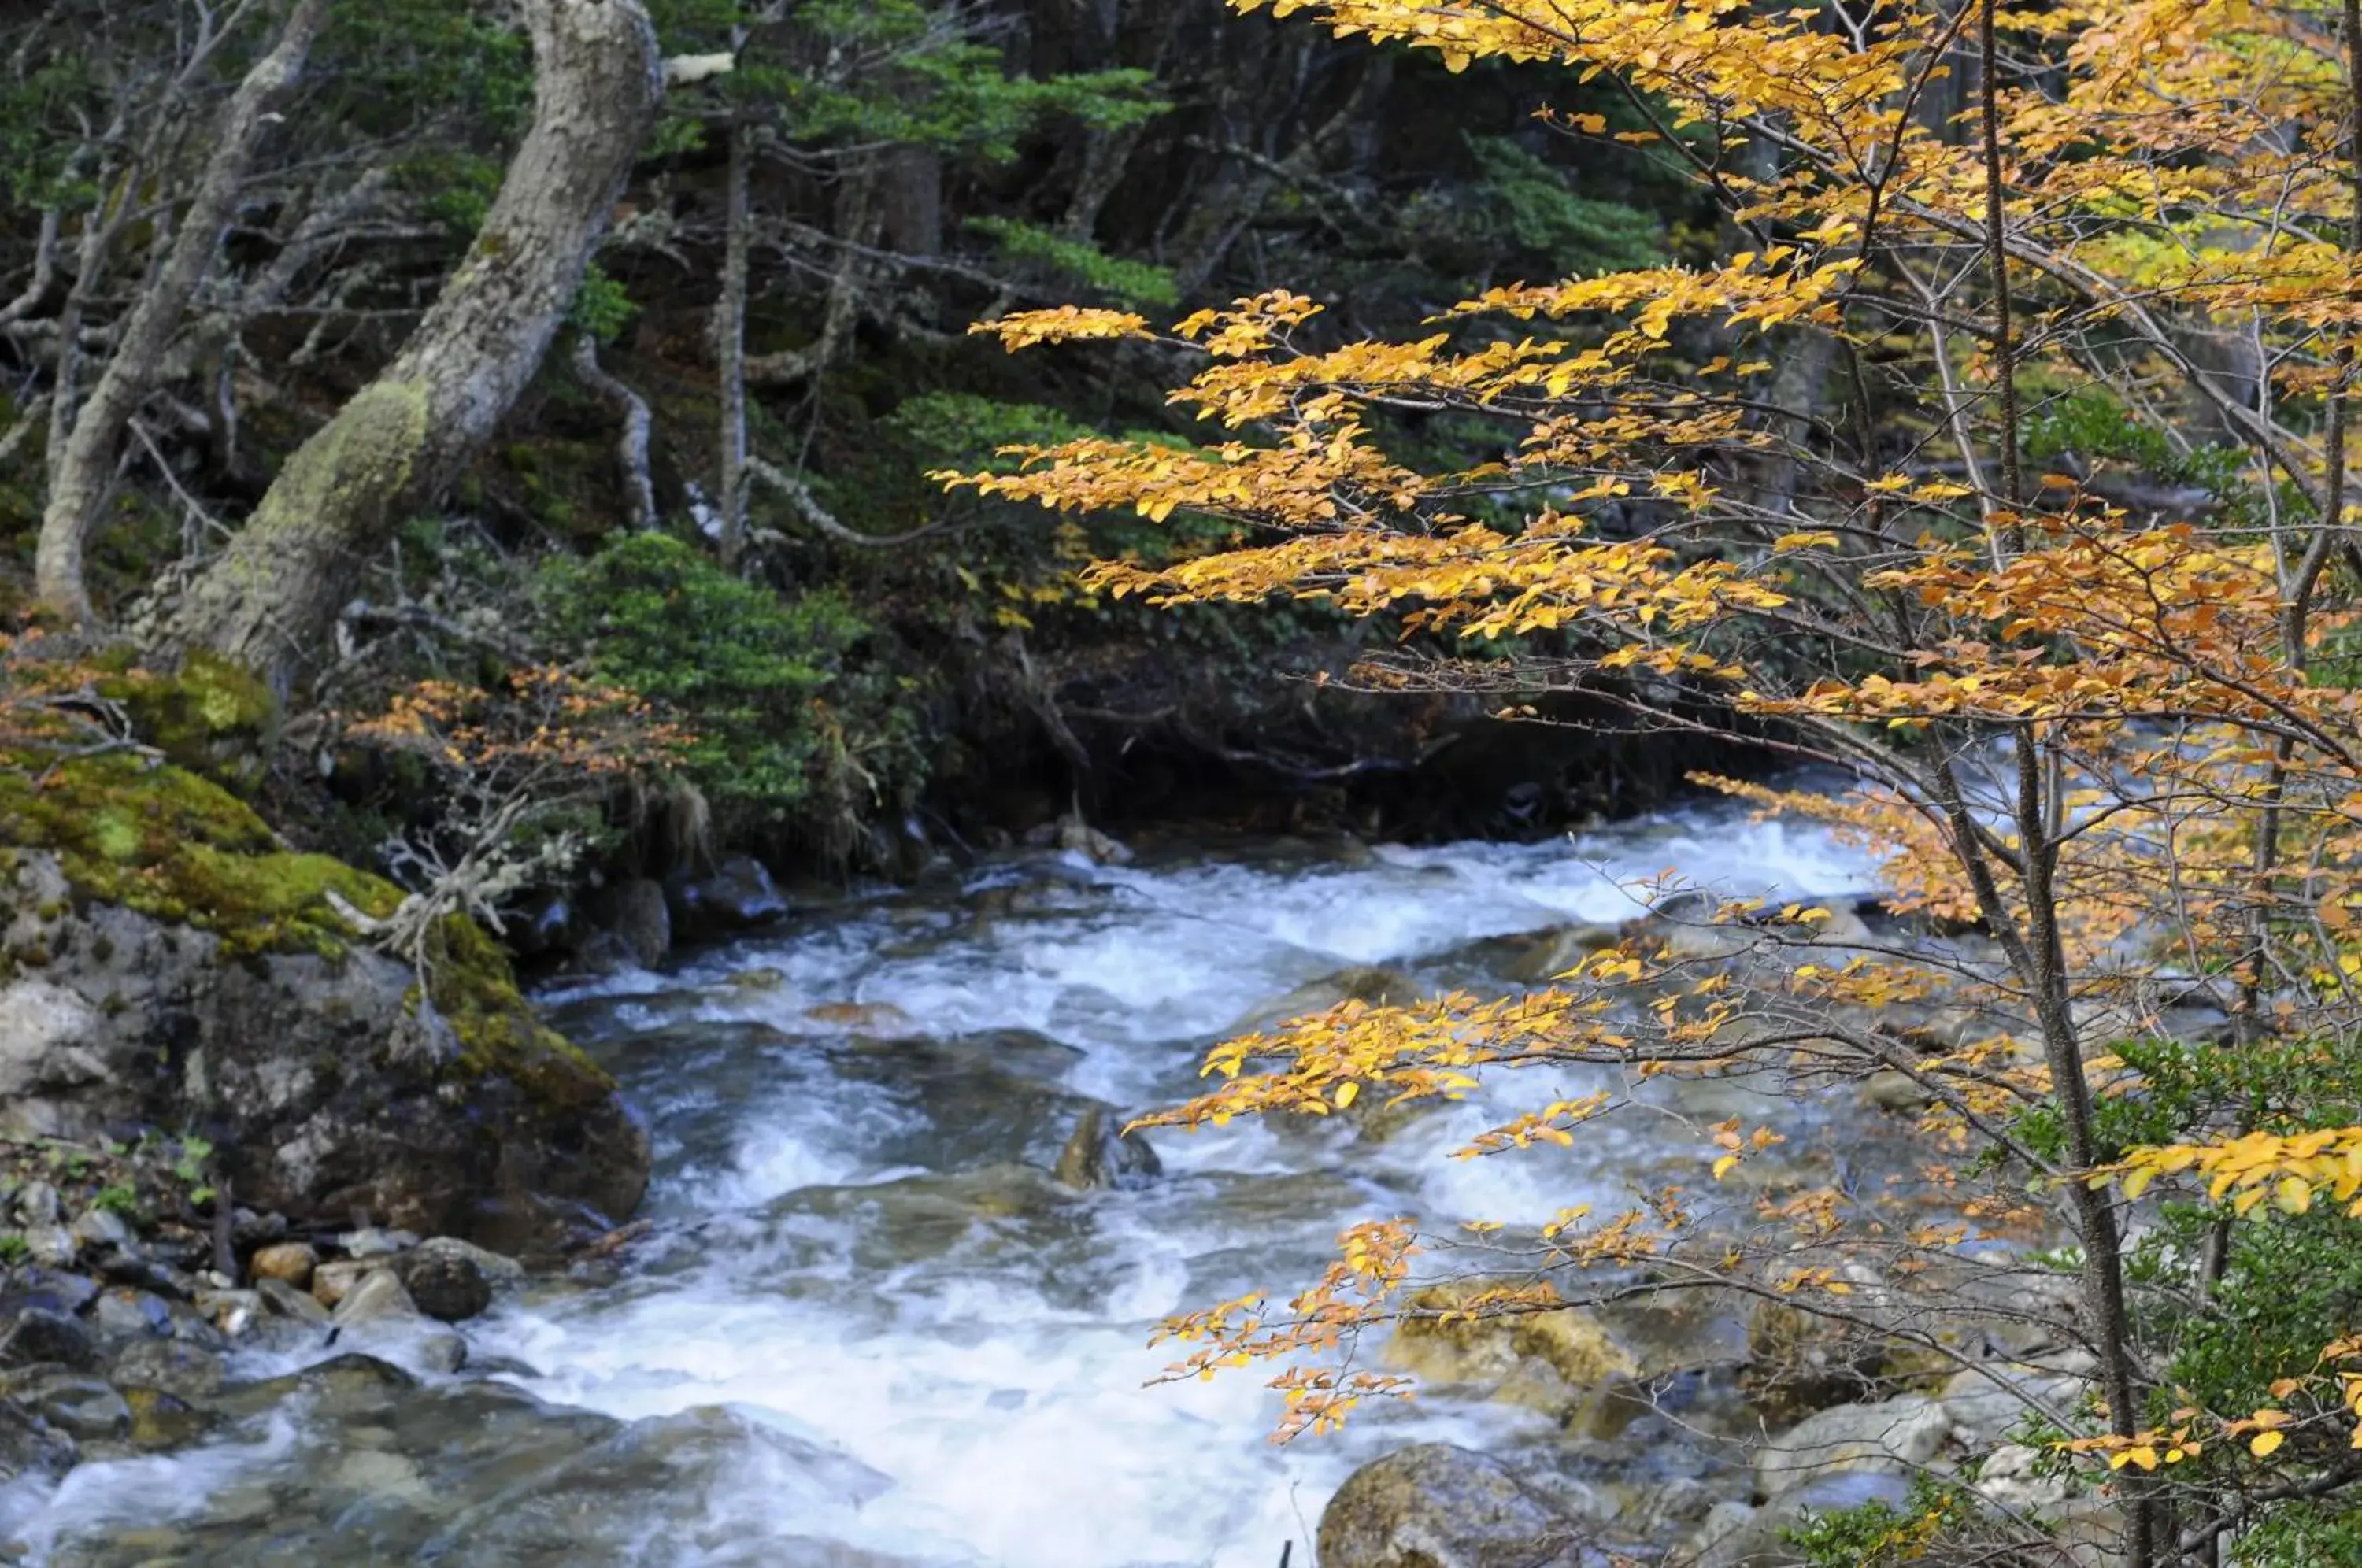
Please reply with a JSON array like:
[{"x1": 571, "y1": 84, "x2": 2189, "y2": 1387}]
[
  {"x1": 417, "y1": 1404, "x2": 894, "y2": 1564},
  {"x1": 665, "y1": 855, "x2": 790, "y2": 941},
  {"x1": 106, "y1": 1337, "x2": 225, "y2": 1402},
  {"x1": 14, "y1": 1370, "x2": 131, "y2": 1441},
  {"x1": 1233, "y1": 964, "x2": 1418, "y2": 1035},
  {"x1": 1052, "y1": 1107, "x2": 1162, "y2": 1191},
  {"x1": 120, "y1": 1384, "x2": 211, "y2": 1449},
  {"x1": 1501, "y1": 923, "x2": 1623, "y2": 984},
  {"x1": 1742, "y1": 1298, "x2": 1886, "y2": 1425},
  {"x1": 1319, "y1": 1443, "x2": 1612, "y2": 1568}
]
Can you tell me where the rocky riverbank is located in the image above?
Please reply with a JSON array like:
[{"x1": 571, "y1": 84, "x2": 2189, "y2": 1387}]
[{"x1": 0, "y1": 751, "x2": 650, "y2": 1248}]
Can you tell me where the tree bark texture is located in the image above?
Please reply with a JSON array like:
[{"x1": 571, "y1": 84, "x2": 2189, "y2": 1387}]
[
  {"x1": 715, "y1": 112, "x2": 753, "y2": 566},
  {"x1": 149, "y1": 0, "x2": 662, "y2": 689},
  {"x1": 35, "y1": 0, "x2": 334, "y2": 623}
]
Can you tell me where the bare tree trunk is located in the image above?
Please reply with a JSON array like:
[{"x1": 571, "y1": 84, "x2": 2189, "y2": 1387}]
[
  {"x1": 147, "y1": 0, "x2": 662, "y2": 689},
  {"x1": 570, "y1": 332, "x2": 657, "y2": 532},
  {"x1": 35, "y1": 0, "x2": 333, "y2": 623},
  {"x1": 715, "y1": 112, "x2": 753, "y2": 567}
]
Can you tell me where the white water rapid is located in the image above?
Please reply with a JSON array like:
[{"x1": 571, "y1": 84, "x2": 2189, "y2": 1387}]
[{"x1": 6, "y1": 797, "x2": 1876, "y2": 1567}]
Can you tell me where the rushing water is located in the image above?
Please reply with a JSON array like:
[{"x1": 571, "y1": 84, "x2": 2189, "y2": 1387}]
[{"x1": 7, "y1": 798, "x2": 1878, "y2": 1567}]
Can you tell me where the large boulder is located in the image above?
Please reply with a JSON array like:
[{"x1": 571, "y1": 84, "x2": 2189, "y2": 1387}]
[
  {"x1": 0, "y1": 760, "x2": 649, "y2": 1251},
  {"x1": 1318, "y1": 1443, "x2": 1612, "y2": 1568}
]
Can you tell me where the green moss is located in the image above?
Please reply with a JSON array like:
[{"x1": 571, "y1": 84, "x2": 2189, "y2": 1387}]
[
  {"x1": 415, "y1": 914, "x2": 608, "y2": 1100},
  {"x1": 94, "y1": 652, "x2": 280, "y2": 795},
  {"x1": 0, "y1": 753, "x2": 400, "y2": 959},
  {"x1": 0, "y1": 753, "x2": 615, "y2": 1103}
]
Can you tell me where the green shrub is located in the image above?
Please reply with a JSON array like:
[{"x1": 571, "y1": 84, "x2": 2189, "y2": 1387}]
[{"x1": 536, "y1": 533, "x2": 920, "y2": 839}]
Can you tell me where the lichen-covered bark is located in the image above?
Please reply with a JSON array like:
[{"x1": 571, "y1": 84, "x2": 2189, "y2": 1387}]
[
  {"x1": 34, "y1": 0, "x2": 334, "y2": 623},
  {"x1": 150, "y1": 0, "x2": 662, "y2": 688}
]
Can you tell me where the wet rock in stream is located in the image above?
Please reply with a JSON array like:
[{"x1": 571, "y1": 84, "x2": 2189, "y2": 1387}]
[
  {"x1": 1319, "y1": 1443, "x2": 1618, "y2": 1568},
  {"x1": 1050, "y1": 1106, "x2": 1161, "y2": 1190},
  {"x1": 16, "y1": 1359, "x2": 904, "y2": 1568}
]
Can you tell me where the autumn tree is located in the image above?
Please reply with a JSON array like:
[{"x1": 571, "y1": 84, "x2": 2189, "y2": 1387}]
[{"x1": 950, "y1": 0, "x2": 2362, "y2": 1562}]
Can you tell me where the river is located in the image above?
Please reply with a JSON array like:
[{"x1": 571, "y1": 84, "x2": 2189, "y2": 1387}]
[{"x1": 6, "y1": 797, "x2": 1873, "y2": 1566}]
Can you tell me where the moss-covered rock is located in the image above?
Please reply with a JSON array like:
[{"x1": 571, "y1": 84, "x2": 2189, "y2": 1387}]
[
  {"x1": 96, "y1": 652, "x2": 279, "y2": 795},
  {"x1": 0, "y1": 752, "x2": 394, "y2": 959},
  {"x1": 0, "y1": 756, "x2": 647, "y2": 1248}
]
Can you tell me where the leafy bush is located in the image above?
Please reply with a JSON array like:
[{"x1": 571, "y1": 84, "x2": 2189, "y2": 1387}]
[{"x1": 536, "y1": 533, "x2": 920, "y2": 839}]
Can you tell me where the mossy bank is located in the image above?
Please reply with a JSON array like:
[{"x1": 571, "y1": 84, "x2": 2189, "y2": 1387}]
[{"x1": 0, "y1": 749, "x2": 647, "y2": 1249}]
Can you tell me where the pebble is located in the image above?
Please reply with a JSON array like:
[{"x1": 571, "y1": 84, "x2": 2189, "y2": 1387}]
[
  {"x1": 0, "y1": 1307, "x2": 97, "y2": 1370},
  {"x1": 250, "y1": 1241, "x2": 319, "y2": 1289},
  {"x1": 339, "y1": 1227, "x2": 418, "y2": 1260},
  {"x1": 257, "y1": 1277, "x2": 331, "y2": 1324},
  {"x1": 69, "y1": 1207, "x2": 137, "y2": 1255},
  {"x1": 311, "y1": 1258, "x2": 377, "y2": 1308},
  {"x1": 14, "y1": 1183, "x2": 60, "y2": 1229},
  {"x1": 24, "y1": 1226, "x2": 77, "y2": 1269}
]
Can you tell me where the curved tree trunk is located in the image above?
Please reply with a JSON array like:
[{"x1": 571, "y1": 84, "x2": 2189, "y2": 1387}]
[
  {"x1": 147, "y1": 0, "x2": 662, "y2": 689},
  {"x1": 35, "y1": 0, "x2": 334, "y2": 624}
]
